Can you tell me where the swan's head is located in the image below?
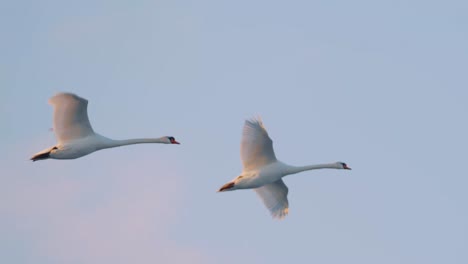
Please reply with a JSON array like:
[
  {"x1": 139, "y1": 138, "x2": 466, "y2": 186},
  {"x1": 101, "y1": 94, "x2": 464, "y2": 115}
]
[
  {"x1": 336, "y1": 161, "x2": 352, "y2": 170},
  {"x1": 165, "y1": 136, "x2": 180, "y2": 144},
  {"x1": 218, "y1": 175, "x2": 251, "y2": 192}
]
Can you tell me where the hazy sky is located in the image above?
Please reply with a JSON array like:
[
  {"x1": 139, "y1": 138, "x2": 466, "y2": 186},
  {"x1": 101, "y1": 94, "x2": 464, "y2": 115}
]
[{"x1": 1, "y1": 0, "x2": 468, "y2": 263}]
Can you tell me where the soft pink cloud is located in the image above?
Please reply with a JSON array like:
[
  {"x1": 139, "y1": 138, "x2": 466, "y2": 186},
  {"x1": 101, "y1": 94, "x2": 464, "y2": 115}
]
[{"x1": 1, "y1": 142, "x2": 211, "y2": 264}]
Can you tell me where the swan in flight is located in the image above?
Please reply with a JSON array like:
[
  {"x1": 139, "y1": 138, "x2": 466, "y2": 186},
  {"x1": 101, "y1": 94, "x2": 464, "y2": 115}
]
[
  {"x1": 31, "y1": 92, "x2": 180, "y2": 161},
  {"x1": 218, "y1": 117, "x2": 351, "y2": 219}
]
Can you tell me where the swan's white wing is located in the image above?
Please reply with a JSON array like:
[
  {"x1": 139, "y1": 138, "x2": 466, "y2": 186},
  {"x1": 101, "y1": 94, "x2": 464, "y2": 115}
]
[
  {"x1": 48, "y1": 93, "x2": 95, "y2": 143},
  {"x1": 254, "y1": 179, "x2": 289, "y2": 219},
  {"x1": 240, "y1": 118, "x2": 277, "y2": 170}
]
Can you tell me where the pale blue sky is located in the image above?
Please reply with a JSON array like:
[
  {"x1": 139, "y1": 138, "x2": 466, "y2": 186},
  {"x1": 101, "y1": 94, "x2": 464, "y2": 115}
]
[{"x1": 1, "y1": 0, "x2": 468, "y2": 263}]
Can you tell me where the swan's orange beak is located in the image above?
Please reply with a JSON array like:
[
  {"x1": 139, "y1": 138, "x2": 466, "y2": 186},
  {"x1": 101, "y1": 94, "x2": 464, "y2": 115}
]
[
  {"x1": 170, "y1": 139, "x2": 180, "y2": 144},
  {"x1": 218, "y1": 182, "x2": 235, "y2": 192},
  {"x1": 344, "y1": 164, "x2": 352, "y2": 170}
]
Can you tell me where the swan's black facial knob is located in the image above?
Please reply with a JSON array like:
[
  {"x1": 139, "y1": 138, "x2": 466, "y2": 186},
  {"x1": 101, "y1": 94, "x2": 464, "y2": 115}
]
[
  {"x1": 168, "y1": 136, "x2": 180, "y2": 144},
  {"x1": 340, "y1": 162, "x2": 351, "y2": 170}
]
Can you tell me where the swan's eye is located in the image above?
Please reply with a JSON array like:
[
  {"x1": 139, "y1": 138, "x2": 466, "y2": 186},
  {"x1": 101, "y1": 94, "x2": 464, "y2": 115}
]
[{"x1": 168, "y1": 137, "x2": 174, "y2": 141}]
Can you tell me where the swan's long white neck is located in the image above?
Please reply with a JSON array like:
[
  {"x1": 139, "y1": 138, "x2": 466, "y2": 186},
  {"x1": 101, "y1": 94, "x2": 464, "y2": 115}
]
[
  {"x1": 284, "y1": 163, "x2": 340, "y2": 175},
  {"x1": 101, "y1": 137, "x2": 168, "y2": 149}
]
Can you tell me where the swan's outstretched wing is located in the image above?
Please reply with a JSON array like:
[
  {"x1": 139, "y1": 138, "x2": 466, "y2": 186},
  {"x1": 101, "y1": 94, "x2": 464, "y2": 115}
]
[
  {"x1": 241, "y1": 118, "x2": 277, "y2": 170},
  {"x1": 254, "y1": 179, "x2": 289, "y2": 219},
  {"x1": 48, "y1": 93, "x2": 95, "y2": 143}
]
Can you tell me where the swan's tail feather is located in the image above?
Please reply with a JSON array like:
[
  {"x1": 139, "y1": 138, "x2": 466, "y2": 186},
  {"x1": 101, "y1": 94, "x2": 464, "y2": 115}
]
[
  {"x1": 31, "y1": 146, "x2": 57, "y2": 162},
  {"x1": 30, "y1": 152, "x2": 50, "y2": 161}
]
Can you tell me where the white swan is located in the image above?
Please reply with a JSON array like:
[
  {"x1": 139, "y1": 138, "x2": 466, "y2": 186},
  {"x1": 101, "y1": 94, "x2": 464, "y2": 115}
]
[
  {"x1": 31, "y1": 93, "x2": 180, "y2": 161},
  {"x1": 218, "y1": 117, "x2": 351, "y2": 219}
]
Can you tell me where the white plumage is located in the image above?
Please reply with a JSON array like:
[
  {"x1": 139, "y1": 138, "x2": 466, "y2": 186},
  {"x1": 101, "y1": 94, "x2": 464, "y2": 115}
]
[
  {"x1": 31, "y1": 92, "x2": 180, "y2": 161},
  {"x1": 49, "y1": 93, "x2": 95, "y2": 143},
  {"x1": 241, "y1": 118, "x2": 277, "y2": 170},
  {"x1": 218, "y1": 117, "x2": 351, "y2": 219}
]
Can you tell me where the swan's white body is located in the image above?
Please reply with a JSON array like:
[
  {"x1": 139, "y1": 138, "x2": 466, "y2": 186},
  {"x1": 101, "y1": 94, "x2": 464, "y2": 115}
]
[
  {"x1": 218, "y1": 118, "x2": 351, "y2": 219},
  {"x1": 31, "y1": 93, "x2": 179, "y2": 161}
]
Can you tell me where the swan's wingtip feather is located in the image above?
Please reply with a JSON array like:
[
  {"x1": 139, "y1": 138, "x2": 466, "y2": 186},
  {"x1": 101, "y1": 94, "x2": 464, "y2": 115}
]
[
  {"x1": 246, "y1": 115, "x2": 262, "y2": 123},
  {"x1": 271, "y1": 207, "x2": 289, "y2": 220},
  {"x1": 48, "y1": 92, "x2": 88, "y2": 105},
  {"x1": 245, "y1": 116, "x2": 266, "y2": 130}
]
